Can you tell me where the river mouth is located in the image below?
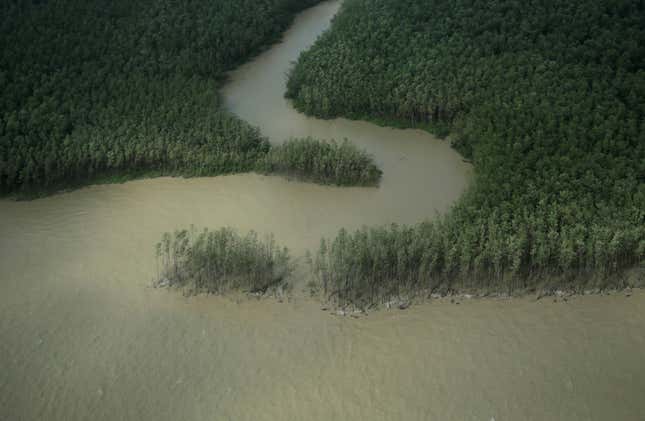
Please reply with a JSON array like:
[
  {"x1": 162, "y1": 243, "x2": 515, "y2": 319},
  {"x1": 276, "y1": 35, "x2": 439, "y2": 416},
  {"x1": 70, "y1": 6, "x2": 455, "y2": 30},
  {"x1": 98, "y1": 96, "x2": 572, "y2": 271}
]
[{"x1": 1, "y1": 2, "x2": 644, "y2": 420}]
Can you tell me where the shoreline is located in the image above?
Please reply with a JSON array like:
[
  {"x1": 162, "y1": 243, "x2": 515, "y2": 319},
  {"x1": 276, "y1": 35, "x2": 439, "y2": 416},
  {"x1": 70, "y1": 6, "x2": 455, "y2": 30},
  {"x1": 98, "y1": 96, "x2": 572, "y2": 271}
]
[{"x1": 152, "y1": 269, "x2": 643, "y2": 316}]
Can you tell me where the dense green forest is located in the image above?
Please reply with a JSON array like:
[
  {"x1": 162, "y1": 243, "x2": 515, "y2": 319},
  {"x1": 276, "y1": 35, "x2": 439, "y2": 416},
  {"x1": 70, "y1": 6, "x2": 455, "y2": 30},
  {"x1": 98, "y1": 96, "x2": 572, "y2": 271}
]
[
  {"x1": 289, "y1": 0, "x2": 645, "y2": 302},
  {"x1": 257, "y1": 137, "x2": 382, "y2": 185},
  {"x1": 156, "y1": 227, "x2": 291, "y2": 294},
  {"x1": 0, "y1": 0, "x2": 321, "y2": 195}
]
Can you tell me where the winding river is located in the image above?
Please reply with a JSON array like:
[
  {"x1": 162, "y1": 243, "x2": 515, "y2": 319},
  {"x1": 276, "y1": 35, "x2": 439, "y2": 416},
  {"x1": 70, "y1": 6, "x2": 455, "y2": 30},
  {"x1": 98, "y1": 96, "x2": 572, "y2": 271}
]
[{"x1": 1, "y1": 2, "x2": 644, "y2": 420}]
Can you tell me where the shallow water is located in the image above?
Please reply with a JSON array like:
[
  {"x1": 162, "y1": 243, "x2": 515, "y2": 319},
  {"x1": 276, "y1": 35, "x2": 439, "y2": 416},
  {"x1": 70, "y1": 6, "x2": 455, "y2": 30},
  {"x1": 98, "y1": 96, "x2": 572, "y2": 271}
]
[{"x1": 1, "y1": 1, "x2": 644, "y2": 420}]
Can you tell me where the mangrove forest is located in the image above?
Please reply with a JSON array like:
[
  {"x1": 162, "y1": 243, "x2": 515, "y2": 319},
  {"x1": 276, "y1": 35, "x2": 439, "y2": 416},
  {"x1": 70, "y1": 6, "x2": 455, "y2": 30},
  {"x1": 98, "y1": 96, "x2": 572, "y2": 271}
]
[{"x1": 287, "y1": 0, "x2": 645, "y2": 303}]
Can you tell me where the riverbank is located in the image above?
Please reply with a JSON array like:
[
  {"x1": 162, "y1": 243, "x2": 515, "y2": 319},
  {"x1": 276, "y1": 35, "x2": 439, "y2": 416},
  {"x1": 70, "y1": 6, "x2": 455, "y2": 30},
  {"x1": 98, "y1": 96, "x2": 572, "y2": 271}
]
[{"x1": 202, "y1": 268, "x2": 643, "y2": 315}]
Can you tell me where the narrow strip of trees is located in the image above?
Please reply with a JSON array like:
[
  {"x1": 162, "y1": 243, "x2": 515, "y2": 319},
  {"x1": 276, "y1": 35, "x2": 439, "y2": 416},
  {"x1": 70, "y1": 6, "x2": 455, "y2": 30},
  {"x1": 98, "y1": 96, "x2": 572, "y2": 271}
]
[
  {"x1": 256, "y1": 137, "x2": 382, "y2": 186},
  {"x1": 312, "y1": 215, "x2": 643, "y2": 308}
]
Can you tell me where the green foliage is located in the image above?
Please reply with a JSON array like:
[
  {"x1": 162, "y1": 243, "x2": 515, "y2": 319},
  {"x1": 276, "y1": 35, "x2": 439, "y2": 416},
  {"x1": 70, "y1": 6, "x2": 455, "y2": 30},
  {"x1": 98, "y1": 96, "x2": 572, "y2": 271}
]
[
  {"x1": 156, "y1": 227, "x2": 292, "y2": 294},
  {"x1": 291, "y1": 0, "x2": 645, "y2": 300},
  {"x1": 256, "y1": 137, "x2": 382, "y2": 186},
  {"x1": 0, "y1": 0, "x2": 320, "y2": 195},
  {"x1": 314, "y1": 216, "x2": 644, "y2": 307}
]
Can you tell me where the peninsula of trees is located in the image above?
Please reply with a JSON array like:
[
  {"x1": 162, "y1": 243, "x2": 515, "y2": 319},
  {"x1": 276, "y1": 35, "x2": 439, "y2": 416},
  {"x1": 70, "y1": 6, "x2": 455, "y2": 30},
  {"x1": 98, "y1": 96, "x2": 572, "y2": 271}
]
[
  {"x1": 0, "y1": 0, "x2": 322, "y2": 195},
  {"x1": 257, "y1": 137, "x2": 382, "y2": 186}
]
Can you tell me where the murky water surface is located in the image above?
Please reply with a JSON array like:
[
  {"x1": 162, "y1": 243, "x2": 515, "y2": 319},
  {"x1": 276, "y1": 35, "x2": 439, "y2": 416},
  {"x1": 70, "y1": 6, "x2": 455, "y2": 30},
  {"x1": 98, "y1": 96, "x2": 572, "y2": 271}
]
[{"x1": 1, "y1": 2, "x2": 644, "y2": 420}]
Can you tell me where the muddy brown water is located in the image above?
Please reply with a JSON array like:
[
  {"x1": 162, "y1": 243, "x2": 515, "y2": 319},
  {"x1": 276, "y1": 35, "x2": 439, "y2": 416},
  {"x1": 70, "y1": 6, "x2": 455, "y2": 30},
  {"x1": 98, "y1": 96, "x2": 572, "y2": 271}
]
[{"x1": 1, "y1": 2, "x2": 644, "y2": 420}]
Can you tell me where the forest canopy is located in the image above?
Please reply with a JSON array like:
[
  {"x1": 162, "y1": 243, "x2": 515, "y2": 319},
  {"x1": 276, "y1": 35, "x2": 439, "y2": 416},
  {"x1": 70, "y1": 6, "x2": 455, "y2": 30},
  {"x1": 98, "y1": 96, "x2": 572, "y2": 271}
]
[
  {"x1": 288, "y1": 0, "x2": 645, "y2": 299},
  {"x1": 0, "y1": 0, "x2": 320, "y2": 195}
]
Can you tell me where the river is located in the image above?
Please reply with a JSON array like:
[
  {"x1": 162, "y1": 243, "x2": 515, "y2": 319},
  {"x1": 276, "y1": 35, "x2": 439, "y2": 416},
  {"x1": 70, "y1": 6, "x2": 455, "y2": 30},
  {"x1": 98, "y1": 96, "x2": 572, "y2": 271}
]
[{"x1": 1, "y1": 1, "x2": 644, "y2": 420}]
